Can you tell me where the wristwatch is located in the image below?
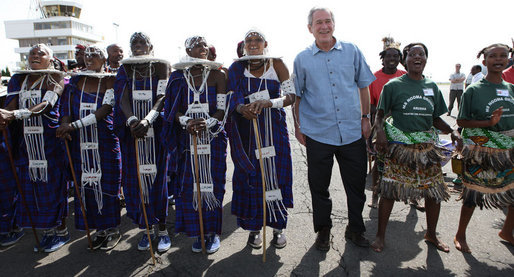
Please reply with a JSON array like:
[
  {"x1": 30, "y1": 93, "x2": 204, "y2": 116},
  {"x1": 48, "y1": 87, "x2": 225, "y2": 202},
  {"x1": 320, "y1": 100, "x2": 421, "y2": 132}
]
[{"x1": 362, "y1": 114, "x2": 370, "y2": 119}]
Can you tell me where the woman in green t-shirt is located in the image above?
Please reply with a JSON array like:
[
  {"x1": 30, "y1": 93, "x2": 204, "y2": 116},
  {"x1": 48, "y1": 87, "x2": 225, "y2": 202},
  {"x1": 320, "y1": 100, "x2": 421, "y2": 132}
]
[
  {"x1": 371, "y1": 43, "x2": 462, "y2": 253},
  {"x1": 454, "y1": 43, "x2": 514, "y2": 253}
]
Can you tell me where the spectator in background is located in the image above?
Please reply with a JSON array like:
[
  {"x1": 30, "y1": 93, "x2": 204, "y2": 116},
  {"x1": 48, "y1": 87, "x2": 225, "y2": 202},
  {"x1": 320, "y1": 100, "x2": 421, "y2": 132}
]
[
  {"x1": 106, "y1": 44, "x2": 124, "y2": 73},
  {"x1": 74, "y1": 44, "x2": 86, "y2": 71},
  {"x1": 471, "y1": 65, "x2": 484, "y2": 84},
  {"x1": 447, "y1": 63, "x2": 466, "y2": 116}
]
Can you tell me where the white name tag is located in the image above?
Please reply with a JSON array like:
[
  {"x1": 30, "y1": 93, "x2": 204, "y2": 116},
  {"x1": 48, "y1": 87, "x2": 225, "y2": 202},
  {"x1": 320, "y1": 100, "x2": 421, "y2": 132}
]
[
  {"x1": 139, "y1": 164, "x2": 157, "y2": 174},
  {"x1": 249, "y1": 90, "x2": 270, "y2": 103},
  {"x1": 29, "y1": 160, "x2": 47, "y2": 168},
  {"x1": 193, "y1": 183, "x2": 214, "y2": 193},
  {"x1": 266, "y1": 189, "x2": 283, "y2": 201},
  {"x1": 80, "y1": 142, "x2": 98, "y2": 150},
  {"x1": 497, "y1": 89, "x2": 509, "y2": 96},
  {"x1": 24, "y1": 126, "x2": 44, "y2": 134},
  {"x1": 157, "y1": 79, "x2": 167, "y2": 96},
  {"x1": 423, "y1": 88, "x2": 434, "y2": 96},
  {"x1": 191, "y1": 144, "x2": 211, "y2": 155},
  {"x1": 21, "y1": 90, "x2": 41, "y2": 100},
  {"x1": 187, "y1": 103, "x2": 209, "y2": 114},
  {"x1": 132, "y1": 90, "x2": 153, "y2": 101},
  {"x1": 80, "y1": 102, "x2": 96, "y2": 111},
  {"x1": 81, "y1": 172, "x2": 102, "y2": 183},
  {"x1": 255, "y1": 146, "x2": 276, "y2": 159}
]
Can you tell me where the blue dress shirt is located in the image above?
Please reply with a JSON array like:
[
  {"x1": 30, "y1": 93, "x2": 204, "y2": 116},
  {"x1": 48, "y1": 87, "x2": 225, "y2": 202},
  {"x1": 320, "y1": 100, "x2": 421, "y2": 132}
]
[{"x1": 293, "y1": 39, "x2": 375, "y2": 146}]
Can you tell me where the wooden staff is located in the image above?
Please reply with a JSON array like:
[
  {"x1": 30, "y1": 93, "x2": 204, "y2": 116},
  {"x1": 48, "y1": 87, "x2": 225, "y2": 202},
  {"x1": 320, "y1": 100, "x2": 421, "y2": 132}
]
[
  {"x1": 2, "y1": 129, "x2": 41, "y2": 250},
  {"x1": 252, "y1": 119, "x2": 267, "y2": 263},
  {"x1": 192, "y1": 132, "x2": 206, "y2": 254},
  {"x1": 64, "y1": 139, "x2": 93, "y2": 250},
  {"x1": 134, "y1": 138, "x2": 157, "y2": 265}
]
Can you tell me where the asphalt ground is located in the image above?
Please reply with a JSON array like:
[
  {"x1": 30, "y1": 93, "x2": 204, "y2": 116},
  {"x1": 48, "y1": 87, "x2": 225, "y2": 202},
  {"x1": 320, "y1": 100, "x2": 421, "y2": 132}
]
[{"x1": 1, "y1": 85, "x2": 513, "y2": 276}]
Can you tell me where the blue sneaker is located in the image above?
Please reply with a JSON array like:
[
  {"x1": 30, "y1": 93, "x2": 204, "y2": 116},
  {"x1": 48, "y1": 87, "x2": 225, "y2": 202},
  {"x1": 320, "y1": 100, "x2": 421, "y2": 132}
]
[
  {"x1": 34, "y1": 231, "x2": 55, "y2": 252},
  {"x1": 192, "y1": 237, "x2": 203, "y2": 253},
  {"x1": 206, "y1": 234, "x2": 220, "y2": 254},
  {"x1": 44, "y1": 233, "x2": 70, "y2": 253},
  {"x1": 0, "y1": 230, "x2": 25, "y2": 247},
  {"x1": 137, "y1": 232, "x2": 154, "y2": 251},
  {"x1": 157, "y1": 231, "x2": 171, "y2": 253}
]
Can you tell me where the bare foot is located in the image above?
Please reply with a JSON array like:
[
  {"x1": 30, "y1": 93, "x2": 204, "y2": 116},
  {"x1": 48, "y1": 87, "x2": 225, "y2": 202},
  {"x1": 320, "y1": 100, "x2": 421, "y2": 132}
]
[
  {"x1": 424, "y1": 234, "x2": 449, "y2": 252},
  {"x1": 371, "y1": 237, "x2": 384, "y2": 252},
  {"x1": 498, "y1": 231, "x2": 514, "y2": 246},
  {"x1": 453, "y1": 236, "x2": 471, "y2": 253},
  {"x1": 367, "y1": 201, "x2": 378, "y2": 209}
]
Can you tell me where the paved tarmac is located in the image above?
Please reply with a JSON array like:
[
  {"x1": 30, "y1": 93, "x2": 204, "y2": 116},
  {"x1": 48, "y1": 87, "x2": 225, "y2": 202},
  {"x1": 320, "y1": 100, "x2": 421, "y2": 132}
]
[{"x1": 1, "y1": 86, "x2": 513, "y2": 276}]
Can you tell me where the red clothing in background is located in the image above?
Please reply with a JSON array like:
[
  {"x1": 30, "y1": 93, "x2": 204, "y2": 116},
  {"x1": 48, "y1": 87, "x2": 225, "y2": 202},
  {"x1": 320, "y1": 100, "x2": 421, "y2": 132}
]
[
  {"x1": 369, "y1": 69, "x2": 407, "y2": 106},
  {"x1": 502, "y1": 66, "x2": 514, "y2": 84}
]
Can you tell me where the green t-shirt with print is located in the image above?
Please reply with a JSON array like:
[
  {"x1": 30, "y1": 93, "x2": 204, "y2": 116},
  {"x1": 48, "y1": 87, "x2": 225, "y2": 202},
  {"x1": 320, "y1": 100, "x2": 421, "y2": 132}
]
[
  {"x1": 377, "y1": 75, "x2": 447, "y2": 132},
  {"x1": 457, "y1": 79, "x2": 514, "y2": 132}
]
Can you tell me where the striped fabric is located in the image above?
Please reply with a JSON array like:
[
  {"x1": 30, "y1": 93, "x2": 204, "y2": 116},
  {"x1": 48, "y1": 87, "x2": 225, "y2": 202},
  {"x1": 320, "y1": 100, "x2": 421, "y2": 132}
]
[
  {"x1": 6, "y1": 74, "x2": 68, "y2": 229},
  {"x1": 0, "y1": 130, "x2": 18, "y2": 233},
  {"x1": 114, "y1": 66, "x2": 169, "y2": 228},
  {"x1": 162, "y1": 71, "x2": 226, "y2": 237},
  {"x1": 226, "y1": 61, "x2": 293, "y2": 230},
  {"x1": 61, "y1": 76, "x2": 122, "y2": 231}
]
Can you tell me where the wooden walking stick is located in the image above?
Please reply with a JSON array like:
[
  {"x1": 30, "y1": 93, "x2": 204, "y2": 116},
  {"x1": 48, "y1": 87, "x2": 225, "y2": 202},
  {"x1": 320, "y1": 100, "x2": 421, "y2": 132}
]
[
  {"x1": 2, "y1": 129, "x2": 41, "y2": 250},
  {"x1": 64, "y1": 139, "x2": 93, "y2": 250},
  {"x1": 252, "y1": 119, "x2": 267, "y2": 263},
  {"x1": 134, "y1": 138, "x2": 157, "y2": 265},
  {"x1": 192, "y1": 132, "x2": 207, "y2": 254}
]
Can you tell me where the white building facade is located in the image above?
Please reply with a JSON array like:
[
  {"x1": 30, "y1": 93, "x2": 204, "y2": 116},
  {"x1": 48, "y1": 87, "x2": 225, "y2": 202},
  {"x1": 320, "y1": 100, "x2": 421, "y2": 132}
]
[{"x1": 4, "y1": 0, "x2": 102, "y2": 68}]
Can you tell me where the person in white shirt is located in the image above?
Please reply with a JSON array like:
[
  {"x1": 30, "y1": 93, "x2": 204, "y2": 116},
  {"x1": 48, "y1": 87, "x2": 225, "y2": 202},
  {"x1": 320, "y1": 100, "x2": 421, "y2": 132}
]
[
  {"x1": 471, "y1": 65, "x2": 484, "y2": 84},
  {"x1": 448, "y1": 63, "x2": 466, "y2": 116}
]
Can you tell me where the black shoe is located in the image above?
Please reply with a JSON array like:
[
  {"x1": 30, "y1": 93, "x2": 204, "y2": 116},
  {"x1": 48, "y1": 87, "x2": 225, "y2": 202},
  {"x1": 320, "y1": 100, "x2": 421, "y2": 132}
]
[
  {"x1": 345, "y1": 227, "x2": 369, "y2": 248},
  {"x1": 247, "y1": 231, "x2": 262, "y2": 249},
  {"x1": 271, "y1": 230, "x2": 287, "y2": 249},
  {"x1": 91, "y1": 232, "x2": 107, "y2": 250},
  {"x1": 100, "y1": 231, "x2": 121, "y2": 251},
  {"x1": 314, "y1": 227, "x2": 330, "y2": 251}
]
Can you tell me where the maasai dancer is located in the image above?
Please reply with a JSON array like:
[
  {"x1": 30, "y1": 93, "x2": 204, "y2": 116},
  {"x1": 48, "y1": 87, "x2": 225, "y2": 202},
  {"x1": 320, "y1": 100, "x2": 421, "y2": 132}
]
[
  {"x1": 0, "y1": 94, "x2": 24, "y2": 247},
  {"x1": 56, "y1": 46, "x2": 122, "y2": 251},
  {"x1": 114, "y1": 32, "x2": 171, "y2": 253},
  {"x1": 106, "y1": 44, "x2": 124, "y2": 74},
  {"x1": 164, "y1": 36, "x2": 228, "y2": 253},
  {"x1": 0, "y1": 44, "x2": 68, "y2": 253},
  {"x1": 368, "y1": 36, "x2": 406, "y2": 209},
  {"x1": 227, "y1": 30, "x2": 295, "y2": 249},
  {"x1": 371, "y1": 43, "x2": 462, "y2": 253},
  {"x1": 454, "y1": 44, "x2": 514, "y2": 253}
]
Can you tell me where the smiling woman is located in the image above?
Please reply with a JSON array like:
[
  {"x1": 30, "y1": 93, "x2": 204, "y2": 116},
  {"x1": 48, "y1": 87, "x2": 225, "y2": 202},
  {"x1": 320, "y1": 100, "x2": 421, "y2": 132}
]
[{"x1": 371, "y1": 42, "x2": 463, "y2": 253}]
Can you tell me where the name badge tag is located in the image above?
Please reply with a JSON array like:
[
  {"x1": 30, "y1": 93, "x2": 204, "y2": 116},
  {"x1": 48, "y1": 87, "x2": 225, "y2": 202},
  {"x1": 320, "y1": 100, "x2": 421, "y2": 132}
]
[
  {"x1": 255, "y1": 146, "x2": 276, "y2": 159},
  {"x1": 187, "y1": 103, "x2": 209, "y2": 114},
  {"x1": 496, "y1": 89, "x2": 509, "y2": 96},
  {"x1": 139, "y1": 164, "x2": 157, "y2": 174},
  {"x1": 80, "y1": 142, "x2": 98, "y2": 150},
  {"x1": 132, "y1": 90, "x2": 153, "y2": 101},
  {"x1": 266, "y1": 189, "x2": 283, "y2": 201},
  {"x1": 194, "y1": 183, "x2": 214, "y2": 193},
  {"x1": 21, "y1": 90, "x2": 41, "y2": 100},
  {"x1": 249, "y1": 90, "x2": 270, "y2": 103},
  {"x1": 29, "y1": 160, "x2": 47, "y2": 168},
  {"x1": 82, "y1": 173, "x2": 102, "y2": 184},
  {"x1": 25, "y1": 126, "x2": 44, "y2": 134},
  {"x1": 191, "y1": 144, "x2": 211, "y2": 155},
  {"x1": 80, "y1": 103, "x2": 96, "y2": 112},
  {"x1": 423, "y1": 88, "x2": 434, "y2": 96}
]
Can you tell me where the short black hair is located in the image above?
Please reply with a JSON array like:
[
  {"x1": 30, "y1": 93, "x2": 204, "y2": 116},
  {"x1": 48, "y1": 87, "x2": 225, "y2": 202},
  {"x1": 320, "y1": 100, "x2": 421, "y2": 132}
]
[
  {"x1": 379, "y1": 48, "x2": 402, "y2": 60},
  {"x1": 472, "y1": 65, "x2": 482, "y2": 71},
  {"x1": 401, "y1": 43, "x2": 428, "y2": 65},
  {"x1": 477, "y1": 43, "x2": 512, "y2": 59}
]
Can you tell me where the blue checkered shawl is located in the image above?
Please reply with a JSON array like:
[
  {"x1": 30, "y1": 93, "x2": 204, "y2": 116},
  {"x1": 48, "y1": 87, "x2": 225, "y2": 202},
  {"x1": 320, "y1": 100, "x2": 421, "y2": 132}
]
[
  {"x1": 162, "y1": 70, "x2": 227, "y2": 236},
  {"x1": 113, "y1": 66, "x2": 169, "y2": 228},
  {"x1": 226, "y1": 61, "x2": 293, "y2": 230},
  {"x1": 0, "y1": 130, "x2": 18, "y2": 233},
  {"x1": 61, "y1": 76, "x2": 122, "y2": 231},
  {"x1": 6, "y1": 74, "x2": 67, "y2": 229}
]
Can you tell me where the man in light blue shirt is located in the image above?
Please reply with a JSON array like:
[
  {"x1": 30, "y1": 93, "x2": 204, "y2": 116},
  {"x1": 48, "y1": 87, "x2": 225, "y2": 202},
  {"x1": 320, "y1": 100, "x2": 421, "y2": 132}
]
[{"x1": 293, "y1": 6, "x2": 375, "y2": 251}]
